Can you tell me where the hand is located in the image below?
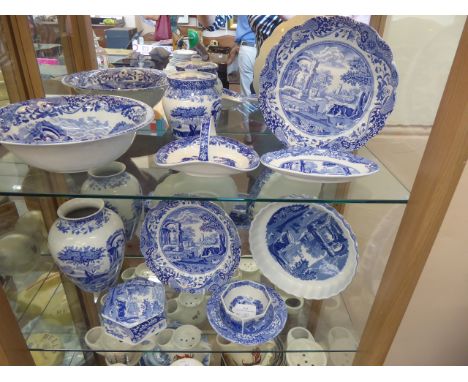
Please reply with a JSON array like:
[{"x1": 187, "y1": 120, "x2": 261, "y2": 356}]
[{"x1": 227, "y1": 44, "x2": 240, "y2": 65}]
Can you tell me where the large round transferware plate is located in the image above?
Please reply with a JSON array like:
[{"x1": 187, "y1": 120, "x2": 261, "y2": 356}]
[
  {"x1": 0, "y1": 95, "x2": 154, "y2": 173},
  {"x1": 259, "y1": 16, "x2": 398, "y2": 150},
  {"x1": 140, "y1": 200, "x2": 241, "y2": 294},
  {"x1": 62, "y1": 68, "x2": 167, "y2": 107},
  {"x1": 250, "y1": 202, "x2": 358, "y2": 299}
]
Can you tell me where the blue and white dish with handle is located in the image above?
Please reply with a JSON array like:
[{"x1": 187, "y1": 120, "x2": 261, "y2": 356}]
[
  {"x1": 249, "y1": 202, "x2": 358, "y2": 299},
  {"x1": 154, "y1": 117, "x2": 260, "y2": 177},
  {"x1": 259, "y1": 16, "x2": 398, "y2": 150},
  {"x1": 101, "y1": 277, "x2": 167, "y2": 345},
  {"x1": 261, "y1": 147, "x2": 379, "y2": 183},
  {"x1": 207, "y1": 280, "x2": 287, "y2": 346},
  {"x1": 140, "y1": 200, "x2": 241, "y2": 294},
  {"x1": 62, "y1": 68, "x2": 167, "y2": 107},
  {"x1": 0, "y1": 95, "x2": 154, "y2": 173}
]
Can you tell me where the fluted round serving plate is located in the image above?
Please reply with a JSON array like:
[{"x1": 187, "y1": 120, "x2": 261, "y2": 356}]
[
  {"x1": 249, "y1": 202, "x2": 358, "y2": 299},
  {"x1": 261, "y1": 147, "x2": 379, "y2": 183},
  {"x1": 0, "y1": 95, "x2": 154, "y2": 173},
  {"x1": 259, "y1": 16, "x2": 398, "y2": 150},
  {"x1": 62, "y1": 68, "x2": 167, "y2": 107},
  {"x1": 155, "y1": 136, "x2": 260, "y2": 177}
]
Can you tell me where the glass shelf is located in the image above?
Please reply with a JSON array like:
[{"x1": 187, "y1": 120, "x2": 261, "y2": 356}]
[
  {"x1": 0, "y1": 106, "x2": 409, "y2": 204},
  {"x1": 15, "y1": 257, "x2": 359, "y2": 366}
]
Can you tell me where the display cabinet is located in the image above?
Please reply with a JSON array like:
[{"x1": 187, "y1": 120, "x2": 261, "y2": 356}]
[{"x1": 0, "y1": 15, "x2": 466, "y2": 366}]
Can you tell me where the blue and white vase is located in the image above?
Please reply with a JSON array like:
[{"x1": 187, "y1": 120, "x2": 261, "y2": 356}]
[
  {"x1": 48, "y1": 198, "x2": 126, "y2": 293},
  {"x1": 81, "y1": 161, "x2": 142, "y2": 240},
  {"x1": 162, "y1": 71, "x2": 221, "y2": 139}
]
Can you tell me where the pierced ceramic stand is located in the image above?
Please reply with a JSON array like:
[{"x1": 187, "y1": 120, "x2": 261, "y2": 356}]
[
  {"x1": 85, "y1": 326, "x2": 155, "y2": 366},
  {"x1": 285, "y1": 327, "x2": 327, "y2": 366},
  {"x1": 148, "y1": 325, "x2": 211, "y2": 365},
  {"x1": 167, "y1": 292, "x2": 208, "y2": 326},
  {"x1": 327, "y1": 326, "x2": 358, "y2": 366}
]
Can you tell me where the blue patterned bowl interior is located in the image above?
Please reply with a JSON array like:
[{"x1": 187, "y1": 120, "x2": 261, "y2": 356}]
[
  {"x1": 175, "y1": 61, "x2": 218, "y2": 75},
  {"x1": 101, "y1": 277, "x2": 165, "y2": 327},
  {"x1": 220, "y1": 281, "x2": 272, "y2": 332},
  {"x1": 167, "y1": 71, "x2": 217, "y2": 90},
  {"x1": 0, "y1": 95, "x2": 154, "y2": 145},
  {"x1": 62, "y1": 68, "x2": 167, "y2": 91}
]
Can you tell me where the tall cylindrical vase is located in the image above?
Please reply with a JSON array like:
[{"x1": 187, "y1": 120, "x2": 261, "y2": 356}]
[
  {"x1": 48, "y1": 198, "x2": 125, "y2": 293},
  {"x1": 81, "y1": 162, "x2": 142, "y2": 240}
]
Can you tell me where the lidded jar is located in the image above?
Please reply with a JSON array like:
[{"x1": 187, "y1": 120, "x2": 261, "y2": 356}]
[
  {"x1": 162, "y1": 71, "x2": 221, "y2": 139},
  {"x1": 48, "y1": 198, "x2": 125, "y2": 293}
]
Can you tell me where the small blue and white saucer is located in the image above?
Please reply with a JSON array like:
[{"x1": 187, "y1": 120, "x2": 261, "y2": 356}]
[{"x1": 207, "y1": 280, "x2": 287, "y2": 346}]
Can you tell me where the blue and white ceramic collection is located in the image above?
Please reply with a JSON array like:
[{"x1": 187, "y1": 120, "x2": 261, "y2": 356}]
[
  {"x1": 140, "y1": 200, "x2": 241, "y2": 294},
  {"x1": 259, "y1": 16, "x2": 398, "y2": 150},
  {"x1": 207, "y1": 280, "x2": 287, "y2": 346},
  {"x1": 155, "y1": 118, "x2": 260, "y2": 177},
  {"x1": 162, "y1": 71, "x2": 221, "y2": 139},
  {"x1": 249, "y1": 202, "x2": 358, "y2": 299},
  {"x1": 48, "y1": 198, "x2": 125, "y2": 293},
  {"x1": 0, "y1": 95, "x2": 154, "y2": 172},
  {"x1": 81, "y1": 161, "x2": 143, "y2": 240},
  {"x1": 261, "y1": 147, "x2": 380, "y2": 183},
  {"x1": 61, "y1": 68, "x2": 168, "y2": 107},
  {"x1": 101, "y1": 277, "x2": 167, "y2": 345}
]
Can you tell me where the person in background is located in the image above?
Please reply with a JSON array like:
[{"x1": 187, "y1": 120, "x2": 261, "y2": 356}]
[
  {"x1": 143, "y1": 16, "x2": 179, "y2": 41},
  {"x1": 226, "y1": 16, "x2": 257, "y2": 98},
  {"x1": 247, "y1": 15, "x2": 294, "y2": 53}
]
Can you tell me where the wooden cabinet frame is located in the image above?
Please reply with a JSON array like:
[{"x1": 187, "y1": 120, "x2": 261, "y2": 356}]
[{"x1": 0, "y1": 15, "x2": 467, "y2": 366}]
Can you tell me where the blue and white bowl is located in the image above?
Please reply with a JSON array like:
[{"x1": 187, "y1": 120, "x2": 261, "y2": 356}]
[
  {"x1": 207, "y1": 280, "x2": 287, "y2": 346},
  {"x1": 220, "y1": 281, "x2": 273, "y2": 335},
  {"x1": 62, "y1": 68, "x2": 167, "y2": 107},
  {"x1": 101, "y1": 277, "x2": 167, "y2": 345},
  {"x1": 0, "y1": 95, "x2": 154, "y2": 173}
]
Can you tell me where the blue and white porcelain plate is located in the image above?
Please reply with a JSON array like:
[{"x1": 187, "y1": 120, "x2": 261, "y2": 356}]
[
  {"x1": 207, "y1": 280, "x2": 287, "y2": 346},
  {"x1": 259, "y1": 16, "x2": 398, "y2": 150},
  {"x1": 261, "y1": 147, "x2": 379, "y2": 183},
  {"x1": 140, "y1": 200, "x2": 241, "y2": 294},
  {"x1": 155, "y1": 136, "x2": 260, "y2": 177},
  {"x1": 62, "y1": 68, "x2": 167, "y2": 91},
  {"x1": 249, "y1": 202, "x2": 358, "y2": 299}
]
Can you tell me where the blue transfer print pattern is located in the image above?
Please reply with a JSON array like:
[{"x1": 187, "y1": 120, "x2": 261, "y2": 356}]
[
  {"x1": 140, "y1": 200, "x2": 241, "y2": 294},
  {"x1": 165, "y1": 73, "x2": 220, "y2": 138},
  {"x1": 155, "y1": 135, "x2": 260, "y2": 171},
  {"x1": 259, "y1": 16, "x2": 398, "y2": 150},
  {"x1": 57, "y1": 208, "x2": 111, "y2": 235},
  {"x1": 102, "y1": 278, "x2": 166, "y2": 344},
  {"x1": 55, "y1": 228, "x2": 124, "y2": 293},
  {"x1": 265, "y1": 204, "x2": 350, "y2": 281},
  {"x1": 261, "y1": 147, "x2": 379, "y2": 177},
  {"x1": 62, "y1": 68, "x2": 167, "y2": 91},
  {"x1": 0, "y1": 95, "x2": 153, "y2": 144},
  {"x1": 207, "y1": 281, "x2": 287, "y2": 346}
]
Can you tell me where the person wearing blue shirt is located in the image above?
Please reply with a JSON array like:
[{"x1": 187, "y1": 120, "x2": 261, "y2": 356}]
[{"x1": 227, "y1": 16, "x2": 257, "y2": 97}]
